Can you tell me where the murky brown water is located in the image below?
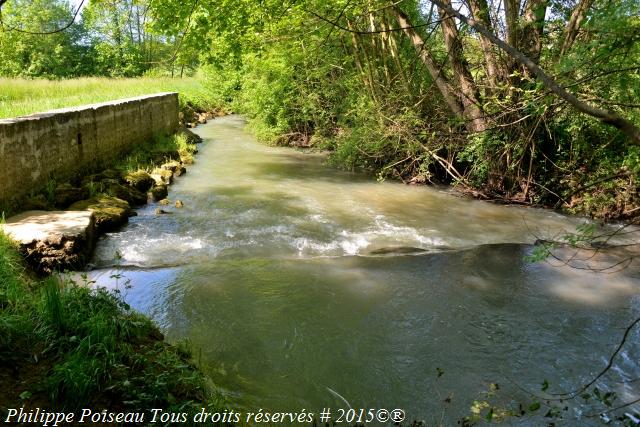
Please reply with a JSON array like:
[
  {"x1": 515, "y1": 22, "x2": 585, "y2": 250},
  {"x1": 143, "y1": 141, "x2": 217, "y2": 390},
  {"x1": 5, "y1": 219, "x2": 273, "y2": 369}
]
[{"x1": 88, "y1": 116, "x2": 640, "y2": 425}]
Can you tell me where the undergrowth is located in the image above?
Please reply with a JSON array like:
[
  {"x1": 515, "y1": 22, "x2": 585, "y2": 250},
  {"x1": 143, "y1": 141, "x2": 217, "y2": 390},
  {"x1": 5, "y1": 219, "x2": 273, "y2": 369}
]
[{"x1": 118, "y1": 132, "x2": 198, "y2": 172}]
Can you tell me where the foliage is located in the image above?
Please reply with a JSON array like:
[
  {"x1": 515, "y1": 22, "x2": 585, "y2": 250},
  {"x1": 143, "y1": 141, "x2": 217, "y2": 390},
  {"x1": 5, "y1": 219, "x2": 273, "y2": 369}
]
[
  {"x1": 460, "y1": 378, "x2": 640, "y2": 426},
  {"x1": 2, "y1": 0, "x2": 635, "y2": 222},
  {"x1": 0, "y1": 0, "x2": 200, "y2": 78},
  {"x1": 0, "y1": 0, "x2": 91, "y2": 77}
]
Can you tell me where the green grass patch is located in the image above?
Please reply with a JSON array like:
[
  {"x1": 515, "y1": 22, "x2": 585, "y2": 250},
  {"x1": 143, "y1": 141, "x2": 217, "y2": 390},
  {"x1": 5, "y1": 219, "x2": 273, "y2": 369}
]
[
  {"x1": 0, "y1": 77, "x2": 216, "y2": 119},
  {"x1": 118, "y1": 132, "x2": 198, "y2": 173},
  {"x1": 0, "y1": 232, "x2": 225, "y2": 413}
]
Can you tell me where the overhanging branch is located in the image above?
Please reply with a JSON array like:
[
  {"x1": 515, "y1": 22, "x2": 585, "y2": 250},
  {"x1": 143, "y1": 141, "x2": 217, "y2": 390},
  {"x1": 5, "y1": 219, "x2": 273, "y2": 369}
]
[
  {"x1": 0, "y1": 0, "x2": 85, "y2": 35},
  {"x1": 429, "y1": 0, "x2": 640, "y2": 145}
]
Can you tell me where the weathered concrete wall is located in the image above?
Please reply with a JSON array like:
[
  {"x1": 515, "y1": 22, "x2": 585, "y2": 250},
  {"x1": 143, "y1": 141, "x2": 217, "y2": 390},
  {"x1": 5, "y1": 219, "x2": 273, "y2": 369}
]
[{"x1": 0, "y1": 92, "x2": 179, "y2": 205}]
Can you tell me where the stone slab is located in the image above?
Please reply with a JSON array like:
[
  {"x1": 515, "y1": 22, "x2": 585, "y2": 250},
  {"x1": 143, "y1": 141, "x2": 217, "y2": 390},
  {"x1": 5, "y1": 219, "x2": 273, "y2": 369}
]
[
  {"x1": 1, "y1": 210, "x2": 96, "y2": 274},
  {"x1": 2, "y1": 210, "x2": 94, "y2": 244}
]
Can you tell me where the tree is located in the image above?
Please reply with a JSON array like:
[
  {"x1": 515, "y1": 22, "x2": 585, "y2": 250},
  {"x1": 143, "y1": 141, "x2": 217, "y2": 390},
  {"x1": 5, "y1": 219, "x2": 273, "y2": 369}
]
[
  {"x1": 82, "y1": 0, "x2": 166, "y2": 77},
  {"x1": 0, "y1": 0, "x2": 91, "y2": 77},
  {"x1": 427, "y1": 0, "x2": 640, "y2": 145}
]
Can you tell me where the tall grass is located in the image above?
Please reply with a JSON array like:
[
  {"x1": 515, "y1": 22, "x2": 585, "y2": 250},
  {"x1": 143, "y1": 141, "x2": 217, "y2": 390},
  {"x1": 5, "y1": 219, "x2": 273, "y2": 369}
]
[
  {"x1": 117, "y1": 131, "x2": 197, "y2": 172},
  {"x1": 0, "y1": 77, "x2": 216, "y2": 119},
  {"x1": 0, "y1": 231, "x2": 221, "y2": 411},
  {"x1": 0, "y1": 232, "x2": 23, "y2": 295},
  {"x1": 0, "y1": 232, "x2": 32, "y2": 351}
]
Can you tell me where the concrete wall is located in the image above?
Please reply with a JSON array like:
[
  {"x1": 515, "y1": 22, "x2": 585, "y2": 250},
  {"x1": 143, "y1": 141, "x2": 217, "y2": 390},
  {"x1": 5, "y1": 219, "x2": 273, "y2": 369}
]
[{"x1": 0, "y1": 92, "x2": 179, "y2": 205}]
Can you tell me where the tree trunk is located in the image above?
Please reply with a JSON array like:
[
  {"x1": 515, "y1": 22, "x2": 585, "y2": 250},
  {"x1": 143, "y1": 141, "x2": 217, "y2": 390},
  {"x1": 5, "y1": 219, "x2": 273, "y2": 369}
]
[
  {"x1": 391, "y1": 6, "x2": 464, "y2": 119},
  {"x1": 437, "y1": 0, "x2": 486, "y2": 132},
  {"x1": 520, "y1": 0, "x2": 548, "y2": 63},
  {"x1": 382, "y1": 13, "x2": 410, "y2": 92},
  {"x1": 347, "y1": 20, "x2": 377, "y2": 102},
  {"x1": 560, "y1": 0, "x2": 594, "y2": 56},
  {"x1": 468, "y1": 0, "x2": 502, "y2": 85},
  {"x1": 504, "y1": 0, "x2": 520, "y2": 48},
  {"x1": 429, "y1": 0, "x2": 640, "y2": 146}
]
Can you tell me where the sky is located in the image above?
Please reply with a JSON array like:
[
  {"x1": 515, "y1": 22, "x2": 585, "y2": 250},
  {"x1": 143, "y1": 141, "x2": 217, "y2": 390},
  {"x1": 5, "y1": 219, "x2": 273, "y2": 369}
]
[{"x1": 70, "y1": 0, "x2": 88, "y2": 13}]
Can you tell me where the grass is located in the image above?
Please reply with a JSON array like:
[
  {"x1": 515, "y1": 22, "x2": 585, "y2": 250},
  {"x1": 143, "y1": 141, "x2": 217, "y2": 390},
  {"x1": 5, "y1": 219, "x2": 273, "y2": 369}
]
[
  {"x1": 0, "y1": 76, "x2": 217, "y2": 119},
  {"x1": 0, "y1": 232, "x2": 226, "y2": 414},
  {"x1": 119, "y1": 132, "x2": 198, "y2": 172}
]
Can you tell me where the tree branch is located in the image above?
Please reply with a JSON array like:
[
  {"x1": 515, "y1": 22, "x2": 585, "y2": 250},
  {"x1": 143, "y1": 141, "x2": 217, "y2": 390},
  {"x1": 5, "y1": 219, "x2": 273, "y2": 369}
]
[
  {"x1": 428, "y1": 0, "x2": 640, "y2": 145},
  {"x1": 305, "y1": 8, "x2": 441, "y2": 35},
  {"x1": 0, "y1": 0, "x2": 85, "y2": 35}
]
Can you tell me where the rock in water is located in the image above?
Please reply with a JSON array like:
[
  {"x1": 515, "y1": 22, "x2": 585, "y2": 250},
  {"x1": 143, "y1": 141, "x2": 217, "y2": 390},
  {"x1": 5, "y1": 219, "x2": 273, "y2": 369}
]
[
  {"x1": 123, "y1": 171, "x2": 155, "y2": 193},
  {"x1": 70, "y1": 196, "x2": 132, "y2": 233},
  {"x1": 176, "y1": 127, "x2": 203, "y2": 144},
  {"x1": 175, "y1": 200, "x2": 184, "y2": 208},
  {"x1": 368, "y1": 246, "x2": 429, "y2": 255},
  {"x1": 161, "y1": 161, "x2": 186, "y2": 176},
  {"x1": 150, "y1": 185, "x2": 168, "y2": 202},
  {"x1": 103, "y1": 180, "x2": 147, "y2": 206},
  {"x1": 150, "y1": 168, "x2": 174, "y2": 185},
  {"x1": 1, "y1": 211, "x2": 95, "y2": 274}
]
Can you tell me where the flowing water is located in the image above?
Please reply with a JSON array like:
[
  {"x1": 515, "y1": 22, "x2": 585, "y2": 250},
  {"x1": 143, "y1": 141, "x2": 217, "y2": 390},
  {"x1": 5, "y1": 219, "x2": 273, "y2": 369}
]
[{"x1": 88, "y1": 116, "x2": 640, "y2": 424}]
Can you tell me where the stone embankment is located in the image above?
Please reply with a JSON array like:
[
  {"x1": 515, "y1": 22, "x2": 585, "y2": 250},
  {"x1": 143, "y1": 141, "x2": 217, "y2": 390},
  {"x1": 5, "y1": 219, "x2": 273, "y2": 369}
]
[
  {"x1": 0, "y1": 93, "x2": 180, "y2": 207},
  {"x1": 1, "y1": 126, "x2": 204, "y2": 274}
]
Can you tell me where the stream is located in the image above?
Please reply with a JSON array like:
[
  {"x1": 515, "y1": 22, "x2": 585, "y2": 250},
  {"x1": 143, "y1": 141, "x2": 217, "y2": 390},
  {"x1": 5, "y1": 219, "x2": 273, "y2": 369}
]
[{"x1": 87, "y1": 116, "x2": 640, "y2": 425}]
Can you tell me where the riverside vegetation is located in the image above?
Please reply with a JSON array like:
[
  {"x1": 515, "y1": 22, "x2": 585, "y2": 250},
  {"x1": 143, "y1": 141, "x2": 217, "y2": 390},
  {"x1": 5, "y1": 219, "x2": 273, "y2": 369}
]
[
  {"x1": 0, "y1": 231, "x2": 225, "y2": 416},
  {"x1": 0, "y1": 0, "x2": 229, "y2": 415},
  {"x1": 0, "y1": 99, "x2": 228, "y2": 414}
]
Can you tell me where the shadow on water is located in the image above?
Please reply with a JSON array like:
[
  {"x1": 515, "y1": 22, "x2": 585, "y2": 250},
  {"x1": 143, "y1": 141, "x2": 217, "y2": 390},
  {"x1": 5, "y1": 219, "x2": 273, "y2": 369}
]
[
  {"x1": 88, "y1": 242, "x2": 640, "y2": 424},
  {"x1": 245, "y1": 155, "x2": 371, "y2": 185}
]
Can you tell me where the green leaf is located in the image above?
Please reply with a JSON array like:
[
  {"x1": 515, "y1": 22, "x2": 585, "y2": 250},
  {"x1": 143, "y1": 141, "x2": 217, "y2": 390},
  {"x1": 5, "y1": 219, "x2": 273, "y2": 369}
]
[
  {"x1": 529, "y1": 402, "x2": 541, "y2": 412},
  {"x1": 485, "y1": 407, "x2": 494, "y2": 421},
  {"x1": 541, "y1": 379, "x2": 549, "y2": 391},
  {"x1": 19, "y1": 391, "x2": 32, "y2": 400}
]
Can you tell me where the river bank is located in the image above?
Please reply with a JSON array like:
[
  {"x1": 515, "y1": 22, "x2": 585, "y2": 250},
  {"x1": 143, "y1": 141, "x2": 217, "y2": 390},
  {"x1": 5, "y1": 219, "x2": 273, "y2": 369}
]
[{"x1": 0, "y1": 103, "x2": 229, "y2": 417}]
